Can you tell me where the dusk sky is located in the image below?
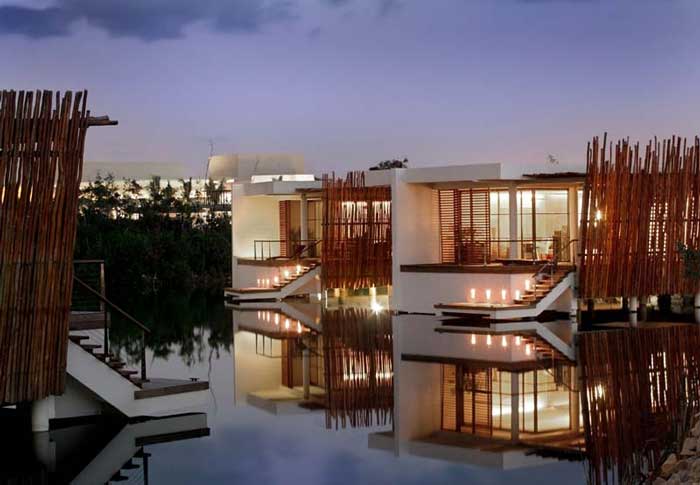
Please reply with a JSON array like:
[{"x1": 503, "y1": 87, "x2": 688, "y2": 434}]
[{"x1": 2, "y1": 0, "x2": 699, "y2": 175}]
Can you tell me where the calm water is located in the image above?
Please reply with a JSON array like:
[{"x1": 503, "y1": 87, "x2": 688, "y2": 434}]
[{"x1": 3, "y1": 292, "x2": 587, "y2": 484}]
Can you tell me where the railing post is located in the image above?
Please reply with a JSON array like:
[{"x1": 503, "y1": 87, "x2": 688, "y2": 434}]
[
  {"x1": 254, "y1": 241, "x2": 257, "y2": 260},
  {"x1": 141, "y1": 332, "x2": 148, "y2": 382},
  {"x1": 98, "y1": 261, "x2": 109, "y2": 355}
]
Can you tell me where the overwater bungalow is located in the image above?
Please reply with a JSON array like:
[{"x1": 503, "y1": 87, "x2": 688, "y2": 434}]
[{"x1": 221, "y1": 134, "x2": 700, "y2": 476}]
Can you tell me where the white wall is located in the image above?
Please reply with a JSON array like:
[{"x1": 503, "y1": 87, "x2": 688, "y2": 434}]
[
  {"x1": 232, "y1": 186, "x2": 281, "y2": 259},
  {"x1": 391, "y1": 171, "x2": 441, "y2": 310},
  {"x1": 397, "y1": 271, "x2": 534, "y2": 314},
  {"x1": 233, "y1": 329, "x2": 282, "y2": 404}
]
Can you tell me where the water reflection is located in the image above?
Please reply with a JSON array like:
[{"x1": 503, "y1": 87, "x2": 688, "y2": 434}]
[
  {"x1": 1, "y1": 411, "x2": 209, "y2": 484},
  {"x1": 12, "y1": 290, "x2": 672, "y2": 483}
]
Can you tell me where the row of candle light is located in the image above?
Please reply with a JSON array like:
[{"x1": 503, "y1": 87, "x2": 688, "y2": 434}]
[
  {"x1": 256, "y1": 265, "x2": 304, "y2": 288},
  {"x1": 467, "y1": 280, "x2": 533, "y2": 303},
  {"x1": 256, "y1": 310, "x2": 304, "y2": 333},
  {"x1": 468, "y1": 333, "x2": 532, "y2": 355}
]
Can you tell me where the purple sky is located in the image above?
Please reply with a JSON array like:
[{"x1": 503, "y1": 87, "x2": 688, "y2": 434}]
[{"x1": 2, "y1": 0, "x2": 699, "y2": 175}]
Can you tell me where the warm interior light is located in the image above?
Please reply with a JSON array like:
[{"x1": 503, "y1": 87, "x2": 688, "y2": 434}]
[
  {"x1": 369, "y1": 286, "x2": 377, "y2": 296},
  {"x1": 525, "y1": 343, "x2": 532, "y2": 356},
  {"x1": 525, "y1": 280, "x2": 531, "y2": 291},
  {"x1": 257, "y1": 310, "x2": 261, "y2": 319},
  {"x1": 284, "y1": 270, "x2": 290, "y2": 279},
  {"x1": 501, "y1": 289, "x2": 507, "y2": 301},
  {"x1": 273, "y1": 276, "x2": 279, "y2": 285},
  {"x1": 316, "y1": 292, "x2": 322, "y2": 301},
  {"x1": 257, "y1": 278, "x2": 261, "y2": 287},
  {"x1": 501, "y1": 335, "x2": 507, "y2": 347},
  {"x1": 371, "y1": 301, "x2": 383, "y2": 313},
  {"x1": 334, "y1": 288, "x2": 341, "y2": 298},
  {"x1": 515, "y1": 336, "x2": 522, "y2": 346},
  {"x1": 515, "y1": 290, "x2": 521, "y2": 300},
  {"x1": 274, "y1": 314, "x2": 280, "y2": 325},
  {"x1": 284, "y1": 318, "x2": 290, "y2": 330},
  {"x1": 469, "y1": 288, "x2": 476, "y2": 300},
  {"x1": 296, "y1": 264, "x2": 302, "y2": 275},
  {"x1": 297, "y1": 321, "x2": 302, "y2": 333},
  {"x1": 486, "y1": 335, "x2": 492, "y2": 346},
  {"x1": 470, "y1": 334, "x2": 476, "y2": 345},
  {"x1": 485, "y1": 289, "x2": 492, "y2": 301},
  {"x1": 595, "y1": 209, "x2": 602, "y2": 221}
]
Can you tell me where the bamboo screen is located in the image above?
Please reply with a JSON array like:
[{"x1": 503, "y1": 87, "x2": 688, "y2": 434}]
[
  {"x1": 579, "y1": 135, "x2": 700, "y2": 298},
  {"x1": 323, "y1": 308, "x2": 393, "y2": 429},
  {"x1": 0, "y1": 91, "x2": 91, "y2": 405},
  {"x1": 438, "y1": 188, "x2": 490, "y2": 264},
  {"x1": 579, "y1": 326, "x2": 700, "y2": 485},
  {"x1": 321, "y1": 172, "x2": 391, "y2": 289}
]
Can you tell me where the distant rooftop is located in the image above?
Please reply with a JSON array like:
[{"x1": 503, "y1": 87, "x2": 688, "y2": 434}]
[{"x1": 83, "y1": 162, "x2": 189, "y2": 182}]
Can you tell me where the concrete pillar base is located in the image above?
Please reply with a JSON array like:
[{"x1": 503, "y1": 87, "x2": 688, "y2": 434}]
[
  {"x1": 629, "y1": 296, "x2": 639, "y2": 327},
  {"x1": 31, "y1": 395, "x2": 55, "y2": 432}
]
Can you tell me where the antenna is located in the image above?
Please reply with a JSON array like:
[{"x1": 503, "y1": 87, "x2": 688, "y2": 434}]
[{"x1": 205, "y1": 138, "x2": 214, "y2": 180}]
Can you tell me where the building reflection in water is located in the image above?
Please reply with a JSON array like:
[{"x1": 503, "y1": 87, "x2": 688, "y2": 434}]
[
  {"x1": 0, "y1": 412, "x2": 209, "y2": 484},
  {"x1": 229, "y1": 295, "x2": 700, "y2": 480}
]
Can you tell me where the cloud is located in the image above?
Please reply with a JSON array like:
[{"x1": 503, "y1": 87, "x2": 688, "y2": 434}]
[
  {"x1": 378, "y1": 0, "x2": 401, "y2": 17},
  {"x1": 0, "y1": 0, "x2": 296, "y2": 40}
]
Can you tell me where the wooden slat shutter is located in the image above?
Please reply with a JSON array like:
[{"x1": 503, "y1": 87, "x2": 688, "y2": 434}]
[
  {"x1": 279, "y1": 200, "x2": 290, "y2": 258},
  {"x1": 441, "y1": 364, "x2": 457, "y2": 431},
  {"x1": 439, "y1": 189, "x2": 491, "y2": 264}
]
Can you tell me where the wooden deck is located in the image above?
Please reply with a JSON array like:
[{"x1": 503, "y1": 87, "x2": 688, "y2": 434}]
[{"x1": 134, "y1": 378, "x2": 209, "y2": 400}]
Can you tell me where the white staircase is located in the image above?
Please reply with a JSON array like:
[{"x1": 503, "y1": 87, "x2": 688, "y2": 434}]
[
  {"x1": 66, "y1": 337, "x2": 209, "y2": 419},
  {"x1": 435, "y1": 269, "x2": 575, "y2": 321},
  {"x1": 225, "y1": 264, "x2": 321, "y2": 301}
]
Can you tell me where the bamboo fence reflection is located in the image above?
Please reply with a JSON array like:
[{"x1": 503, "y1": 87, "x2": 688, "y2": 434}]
[
  {"x1": 579, "y1": 326, "x2": 700, "y2": 484},
  {"x1": 323, "y1": 308, "x2": 393, "y2": 429},
  {"x1": 579, "y1": 134, "x2": 700, "y2": 298},
  {"x1": 321, "y1": 172, "x2": 391, "y2": 290},
  {"x1": 0, "y1": 91, "x2": 90, "y2": 405}
]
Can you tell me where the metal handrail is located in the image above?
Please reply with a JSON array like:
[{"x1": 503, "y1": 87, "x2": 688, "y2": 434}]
[
  {"x1": 73, "y1": 274, "x2": 150, "y2": 382},
  {"x1": 253, "y1": 239, "x2": 321, "y2": 261}
]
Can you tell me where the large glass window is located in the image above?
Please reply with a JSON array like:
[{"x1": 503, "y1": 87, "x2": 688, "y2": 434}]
[
  {"x1": 517, "y1": 189, "x2": 569, "y2": 260},
  {"x1": 519, "y1": 369, "x2": 571, "y2": 433},
  {"x1": 489, "y1": 191, "x2": 510, "y2": 260}
]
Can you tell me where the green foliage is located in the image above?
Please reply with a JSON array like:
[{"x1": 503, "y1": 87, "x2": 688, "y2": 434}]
[
  {"x1": 369, "y1": 158, "x2": 408, "y2": 170},
  {"x1": 76, "y1": 174, "x2": 231, "y2": 295},
  {"x1": 677, "y1": 242, "x2": 700, "y2": 281}
]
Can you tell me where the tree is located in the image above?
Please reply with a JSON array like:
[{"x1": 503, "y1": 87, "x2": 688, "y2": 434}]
[{"x1": 369, "y1": 158, "x2": 408, "y2": 170}]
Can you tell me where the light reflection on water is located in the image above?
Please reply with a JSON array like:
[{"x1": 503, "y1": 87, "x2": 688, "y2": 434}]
[{"x1": 1, "y1": 292, "x2": 586, "y2": 484}]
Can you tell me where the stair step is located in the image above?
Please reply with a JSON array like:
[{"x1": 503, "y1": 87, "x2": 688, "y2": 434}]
[
  {"x1": 80, "y1": 343, "x2": 101, "y2": 351},
  {"x1": 134, "y1": 450, "x2": 152, "y2": 458},
  {"x1": 109, "y1": 361, "x2": 126, "y2": 369},
  {"x1": 130, "y1": 377, "x2": 146, "y2": 386},
  {"x1": 110, "y1": 473, "x2": 128, "y2": 482},
  {"x1": 121, "y1": 460, "x2": 139, "y2": 470},
  {"x1": 94, "y1": 352, "x2": 114, "y2": 361},
  {"x1": 69, "y1": 334, "x2": 89, "y2": 343},
  {"x1": 119, "y1": 369, "x2": 138, "y2": 377}
]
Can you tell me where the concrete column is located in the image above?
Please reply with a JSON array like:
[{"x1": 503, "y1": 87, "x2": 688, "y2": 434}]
[
  {"x1": 300, "y1": 193, "x2": 309, "y2": 247},
  {"x1": 302, "y1": 347, "x2": 310, "y2": 400},
  {"x1": 629, "y1": 296, "x2": 639, "y2": 327},
  {"x1": 510, "y1": 372, "x2": 520, "y2": 443},
  {"x1": 695, "y1": 292, "x2": 700, "y2": 324},
  {"x1": 508, "y1": 185, "x2": 518, "y2": 259},
  {"x1": 31, "y1": 395, "x2": 55, "y2": 432},
  {"x1": 569, "y1": 297, "x2": 578, "y2": 332},
  {"x1": 639, "y1": 296, "x2": 648, "y2": 322}
]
